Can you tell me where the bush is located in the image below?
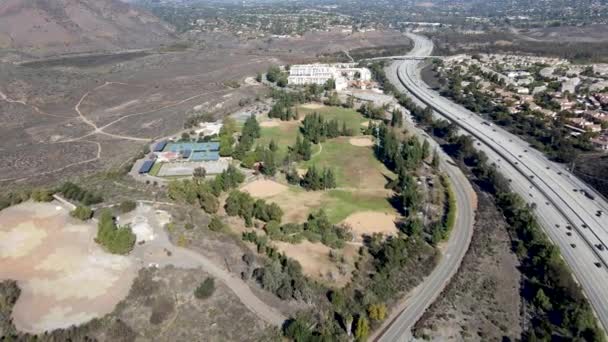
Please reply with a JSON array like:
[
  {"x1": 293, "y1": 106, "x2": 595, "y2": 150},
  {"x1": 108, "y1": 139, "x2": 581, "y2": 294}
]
[
  {"x1": 194, "y1": 277, "x2": 215, "y2": 299},
  {"x1": 71, "y1": 206, "x2": 93, "y2": 221},
  {"x1": 208, "y1": 216, "x2": 225, "y2": 232},
  {"x1": 31, "y1": 189, "x2": 53, "y2": 202},
  {"x1": 96, "y1": 209, "x2": 136, "y2": 254},
  {"x1": 119, "y1": 200, "x2": 137, "y2": 213}
]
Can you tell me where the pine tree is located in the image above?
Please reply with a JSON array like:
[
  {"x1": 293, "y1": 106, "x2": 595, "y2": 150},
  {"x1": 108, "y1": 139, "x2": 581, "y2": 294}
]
[
  {"x1": 422, "y1": 139, "x2": 430, "y2": 160},
  {"x1": 269, "y1": 139, "x2": 278, "y2": 153},
  {"x1": 354, "y1": 316, "x2": 369, "y2": 342},
  {"x1": 431, "y1": 149, "x2": 440, "y2": 169}
]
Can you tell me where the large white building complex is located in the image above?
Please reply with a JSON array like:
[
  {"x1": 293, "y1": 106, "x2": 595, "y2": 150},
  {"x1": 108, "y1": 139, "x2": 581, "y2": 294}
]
[{"x1": 287, "y1": 63, "x2": 372, "y2": 91}]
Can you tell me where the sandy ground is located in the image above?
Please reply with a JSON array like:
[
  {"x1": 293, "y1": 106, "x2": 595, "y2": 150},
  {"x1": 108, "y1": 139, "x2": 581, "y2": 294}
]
[
  {"x1": 341, "y1": 211, "x2": 398, "y2": 240},
  {"x1": 240, "y1": 179, "x2": 288, "y2": 198},
  {"x1": 0, "y1": 201, "x2": 136, "y2": 333},
  {"x1": 300, "y1": 103, "x2": 325, "y2": 109},
  {"x1": 273, "y1": 240, "x2": 356, "y2": 287},
  {"x1": 349, "y1": 136, "x2": 374, "y2": 147}
]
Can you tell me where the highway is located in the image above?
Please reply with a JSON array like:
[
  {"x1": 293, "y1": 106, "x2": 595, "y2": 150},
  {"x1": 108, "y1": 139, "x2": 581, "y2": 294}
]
[{"x1": 385, "y1": 32, "x2": 608, "y2": 338}]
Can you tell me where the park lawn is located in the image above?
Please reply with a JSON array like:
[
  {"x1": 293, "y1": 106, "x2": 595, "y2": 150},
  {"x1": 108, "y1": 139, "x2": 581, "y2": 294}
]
[
  {"x1": 299, "y1": 137, "x2": 394, "y2": 189},
  {"x1": 296, "y1": 104, "x2": 367, "y2": 136},
  {"x1": 321, "y1": 189, "x2": 397, "y2": 224},
  {"x1": 258, "y1": 121, "x2": 320, "y2": 160}
]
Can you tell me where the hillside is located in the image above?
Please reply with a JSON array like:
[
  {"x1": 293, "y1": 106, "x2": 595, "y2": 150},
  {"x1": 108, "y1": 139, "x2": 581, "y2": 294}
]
[{"x1": 0, "y1": 0, "x2": 176, "y2": 57}]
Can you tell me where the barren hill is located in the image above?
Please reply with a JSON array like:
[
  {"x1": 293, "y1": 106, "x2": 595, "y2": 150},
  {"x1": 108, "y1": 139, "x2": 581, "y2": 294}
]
[{"x1": 0, "y1": 0, "x2": 176, "y2": 57}]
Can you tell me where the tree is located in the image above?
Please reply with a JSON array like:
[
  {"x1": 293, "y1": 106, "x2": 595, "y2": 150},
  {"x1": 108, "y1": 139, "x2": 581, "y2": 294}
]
[
  {"x1": 269, "y1": 139, "x2": 278, "y2": 153},
  {"x1": 368, "y1": 303, "x2": 387, "y2": 321},
  {"x1": 193, "y1": 167, "x2": 206, "y2": 179},
  {"x1": 31, "y1": 189, "x2": 53, "y2": 202},
  {"x1": 354, "y1": 316, "x2": 369, "y2": 341},
  {"x1": 324, "y1": 78, "x2": 336, "y2": 90},
  {"x1": 391, "y1": 109, "x2": 403, "y2": 127},
  {"x1": 431, "y1": 149, "x2": 440, "y2": 169},
  {"x1": 261, "y1": 150, "x2": 277, "y2": 176},
  {"x1": 194, "y1": 277, "x2": 215, "y2": 299},
  {"x1": 533, "y1": 288, "x2": 552, "y2": 312}
]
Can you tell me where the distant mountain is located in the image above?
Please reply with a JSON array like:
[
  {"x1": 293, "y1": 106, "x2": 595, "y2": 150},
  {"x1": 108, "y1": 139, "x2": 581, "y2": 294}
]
[{"x1": 0, "y1": 0, "x2": 177, "y2": 57}]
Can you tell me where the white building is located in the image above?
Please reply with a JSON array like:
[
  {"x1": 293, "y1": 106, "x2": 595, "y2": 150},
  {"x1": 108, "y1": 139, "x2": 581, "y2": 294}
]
[{"x1": 287, "y1": 63, "x2": 371, "y2": 91}]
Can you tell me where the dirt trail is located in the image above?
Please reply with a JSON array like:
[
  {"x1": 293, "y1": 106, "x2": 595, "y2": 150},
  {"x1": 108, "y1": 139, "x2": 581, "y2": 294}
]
[{"x1": 129, "y1": 204, "x2": 287, "y2": 326}]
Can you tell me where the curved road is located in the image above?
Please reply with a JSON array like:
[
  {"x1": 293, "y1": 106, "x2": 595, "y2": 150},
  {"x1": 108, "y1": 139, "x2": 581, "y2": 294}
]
[
  {"x1": 392, "y1": 32, "x2": 608, "y2": 335},
  {"x1": 369, "y1": 35, "x2": 477, "y2": 341}
]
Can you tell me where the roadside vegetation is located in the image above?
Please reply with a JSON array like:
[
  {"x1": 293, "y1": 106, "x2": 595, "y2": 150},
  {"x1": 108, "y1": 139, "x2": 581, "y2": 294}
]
[{"x1": 397, "y1": 88, "x2": 605, "y2": 341}]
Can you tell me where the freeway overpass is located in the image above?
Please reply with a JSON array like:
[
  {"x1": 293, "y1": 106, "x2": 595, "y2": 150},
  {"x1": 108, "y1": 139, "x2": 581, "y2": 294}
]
[{"x1": 379, "y1": 32, "x2": 608, "y2": 341}]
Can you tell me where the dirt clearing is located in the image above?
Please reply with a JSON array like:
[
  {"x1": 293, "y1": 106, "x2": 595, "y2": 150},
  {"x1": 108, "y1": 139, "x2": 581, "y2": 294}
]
[
  {"x1": 0, "y1": 201, "x2": 136, "y2": 333},
  {"x1": 300, "y1": 103, "x2": 325, "y2": 109},
  {"x1": 273, "y1": 240, "x2": 357, "y2": 287},
  {"x1": 349, "y1": 136, "x2": 374, "y2": 147},
  {"x1": 241, "y1": 179, "x2": 288, "y2": 198},
  {"x1": 342, "y1": 211, "x2": 398, "y2": 240},
  {"x1": 260, "y1": 120, "x2": 281, "y2": 127}
]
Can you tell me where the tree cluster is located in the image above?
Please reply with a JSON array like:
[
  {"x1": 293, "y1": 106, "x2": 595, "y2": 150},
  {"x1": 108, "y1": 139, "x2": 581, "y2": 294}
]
[
  {"x1": 225, "y1": 191, "x2": 283, "y2": 226},
  {"x1": 300, "y1": 112, "x2": 353, "y2": 144},
  {"x1": 234, "y1": 115, "x2": 261, "y2": 160},
  {"x1": 96, "y1": 209, "x2": 136, "y2": 255},
  {"x1": 58, "y1": 182, "x2": 103, "y2": 206},
  {"x1": 300, "y1": 165, "x2": 337, "y2": 191},
  {"x1": 168, "y1": 165, "x2": 244, "y2": 214},
  {"x1": 241, "y1": 232, "x2": 314, "y2": 302}
]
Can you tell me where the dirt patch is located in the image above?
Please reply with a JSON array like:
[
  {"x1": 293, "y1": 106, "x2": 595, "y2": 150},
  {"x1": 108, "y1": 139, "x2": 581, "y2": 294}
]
[
  {"x1": 300, "y1": 103, "x2": 325, "y2": 109},
  {"x1": 349, "y1": 136, "x2": 374, "y2": 147},
  {"x1": 260, "y1": 120, "x2": 280, "y2": 127},
  {"x1": 341, "y1": 211, "x2": 398, "y2": 240},
  {"x1": 241, "y1": 179, "x2": 288, "y2": 198},
  {"x1": 273, "y1": 240, "x2": 356, "y2": 287},
  {"x1": 413, "y1": 190, "x2": 523, "y2": 341},
  {"x1": 0, "y1": 201, "x2": 136, "y2": 333}
]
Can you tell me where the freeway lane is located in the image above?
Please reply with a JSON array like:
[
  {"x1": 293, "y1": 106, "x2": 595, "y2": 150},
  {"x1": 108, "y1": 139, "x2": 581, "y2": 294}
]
[{"x1": 392, "y1": 32, "x2": 608, "y2": 333}]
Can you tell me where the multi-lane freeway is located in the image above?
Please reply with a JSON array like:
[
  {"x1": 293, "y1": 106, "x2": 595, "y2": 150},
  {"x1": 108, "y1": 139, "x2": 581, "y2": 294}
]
[{"x1": 382, "y1": 32, "x2": 608, "y2": 338}]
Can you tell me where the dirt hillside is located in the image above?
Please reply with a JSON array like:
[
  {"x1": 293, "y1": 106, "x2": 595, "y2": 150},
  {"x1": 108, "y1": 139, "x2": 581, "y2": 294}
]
[{"x1": 0, "y1": 0, "x2": 176, "y2": 57}]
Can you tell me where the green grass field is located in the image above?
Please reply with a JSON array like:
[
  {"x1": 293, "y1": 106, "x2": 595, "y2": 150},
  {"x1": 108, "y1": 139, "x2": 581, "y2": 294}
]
[
  {"x1": 322, "y1": 190, "x2": 395, "y2": 224},
  {"x1": 299, "y1": 138, "x2": 392, "y2": 189},
  {"x1": 257, "y1": 104, "x2": 368, "y2": 160},
  {"x1": 149, "y1": 162, "x2": 163, "y2": 176}
]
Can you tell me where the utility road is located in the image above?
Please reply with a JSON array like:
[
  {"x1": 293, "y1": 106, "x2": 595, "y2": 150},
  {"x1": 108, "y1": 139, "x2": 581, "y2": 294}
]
[{"x1": 384, "y1": 32, "x2": 608, "y2": 339}]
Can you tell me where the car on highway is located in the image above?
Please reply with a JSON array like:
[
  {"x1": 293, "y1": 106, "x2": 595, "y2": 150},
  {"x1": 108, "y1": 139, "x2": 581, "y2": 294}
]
[
  {"x1": 571, "y1": 243, "x2": 577, "y2": 248},
  {"x1": 566, "y1": 232, "x2": 572, "y2": 236},
  {"x1": 595, "y1": 262, "x2": 602, "y2": 268},
  {"x1": 597, "y1": 210, "x2": 603, "y2": 217},
  {"x1": 597, "y1": 244, "x2": 605, "y2": 251},
  {"x1": 566, "y1": 225, "x2": 572, "y2": 230}
]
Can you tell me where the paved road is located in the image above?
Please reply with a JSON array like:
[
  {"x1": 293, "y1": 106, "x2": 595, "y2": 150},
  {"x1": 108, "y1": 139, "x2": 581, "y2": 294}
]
[
  {"x1": 392, "y1": 32, "x2": 608, "y2": 335},
  {"x1": 353, "y1": 50, "x2": 476, "y2": 342}
]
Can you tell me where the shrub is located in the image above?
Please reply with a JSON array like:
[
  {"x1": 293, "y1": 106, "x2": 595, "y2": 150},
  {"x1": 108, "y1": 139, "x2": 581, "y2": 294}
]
[
  {"x1": 208, "y1": 216, "x2": 225, "y2": 232},
  {"x1": 71, "y1": 206, "x2": 93, "y2": 221},
  {"x1": 31, "y1": 189, "x2": 53, "y2": 202},
  {"x1": 194, "y1": 277, "x2": 215, "y2": 299},
  {"x1": 119, "y1": 200, "x2": 137, "y2": 213}
]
